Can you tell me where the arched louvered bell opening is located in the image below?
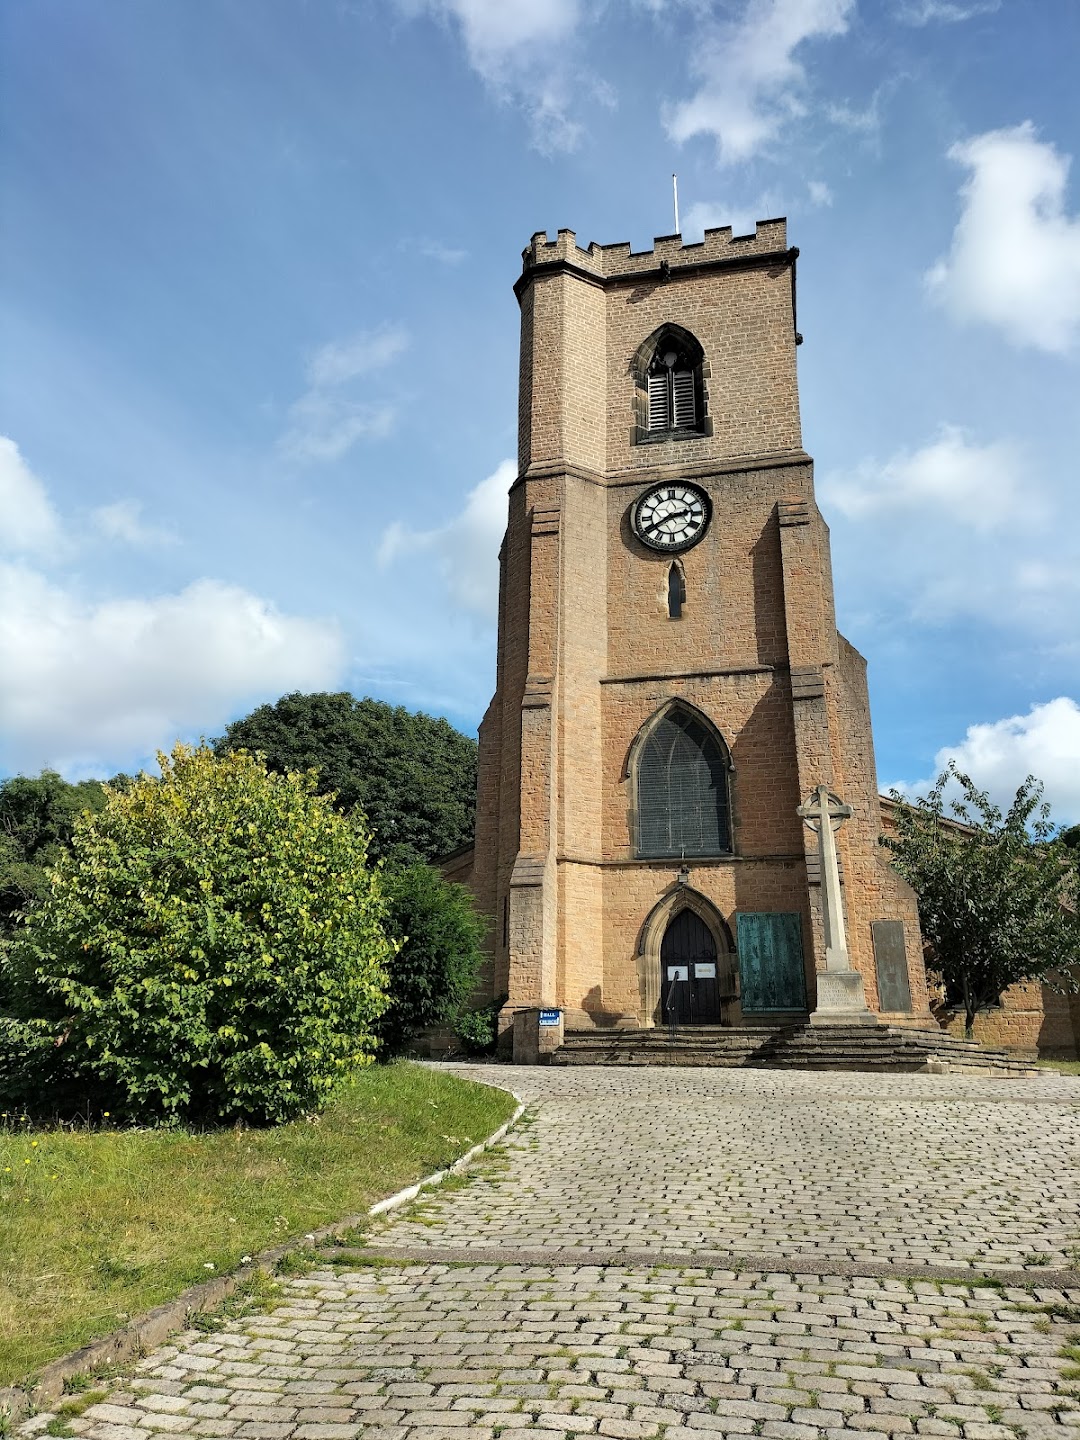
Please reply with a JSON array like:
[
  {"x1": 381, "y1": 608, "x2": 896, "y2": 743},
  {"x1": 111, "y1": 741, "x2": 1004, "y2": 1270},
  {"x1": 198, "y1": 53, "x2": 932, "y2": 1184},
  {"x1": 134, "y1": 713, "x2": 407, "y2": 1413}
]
[
  {"x1": 636, "y1": 708, "x2": 731, "y2": 858},
  {"x1": 647, "y1": 351, "x2": 697, "y2": 432}
]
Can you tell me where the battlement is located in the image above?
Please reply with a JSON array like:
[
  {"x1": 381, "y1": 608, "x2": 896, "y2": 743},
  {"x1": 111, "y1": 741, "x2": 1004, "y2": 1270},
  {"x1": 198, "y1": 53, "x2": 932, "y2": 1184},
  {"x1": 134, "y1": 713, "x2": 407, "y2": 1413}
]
[{"x1": 521, "y1": 219, "x2": 789, "y2": 281}]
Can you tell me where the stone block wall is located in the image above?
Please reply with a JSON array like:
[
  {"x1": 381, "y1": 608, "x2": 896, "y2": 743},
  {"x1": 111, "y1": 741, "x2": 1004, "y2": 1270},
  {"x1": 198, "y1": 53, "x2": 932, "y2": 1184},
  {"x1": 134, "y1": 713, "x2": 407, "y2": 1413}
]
[{"x1": 465, "y1": 220, "x2": 938, "y2": 1040}]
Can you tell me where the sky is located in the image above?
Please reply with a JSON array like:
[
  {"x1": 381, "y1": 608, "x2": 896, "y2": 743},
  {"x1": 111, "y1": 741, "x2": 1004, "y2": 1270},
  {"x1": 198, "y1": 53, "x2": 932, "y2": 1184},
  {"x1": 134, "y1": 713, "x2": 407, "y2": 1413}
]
[{"x1": 1, "y1": 0, "x2": 1079, "y2": 823}]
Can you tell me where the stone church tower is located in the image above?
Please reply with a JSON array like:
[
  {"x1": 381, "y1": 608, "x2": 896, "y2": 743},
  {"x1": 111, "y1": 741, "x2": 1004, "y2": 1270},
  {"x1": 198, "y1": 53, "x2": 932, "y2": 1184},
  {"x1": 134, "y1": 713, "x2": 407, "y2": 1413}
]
[{"x1": 456, "y1": 220, "x2": 931, "y2": 1047}]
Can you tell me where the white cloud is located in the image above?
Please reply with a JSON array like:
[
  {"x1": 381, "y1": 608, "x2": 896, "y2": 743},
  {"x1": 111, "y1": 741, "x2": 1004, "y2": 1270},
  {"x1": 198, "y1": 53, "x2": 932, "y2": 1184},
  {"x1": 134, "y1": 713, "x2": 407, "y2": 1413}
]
[
  {"x1": 0, "y1": 564, "x2": 345, "y2": 776},
  {"x1": 821, "y1": 425, "x2": 1031, "y2": 533},
  {"x1": 402, "y1": 237, "x2": 469, "y2": 265},
  {"x1": 821, "y1": 424, "x2": 1080, "y2": 642},
  {"x1": 378, "y1": 459, "x2": 514, "y2": 621},
  {"x1": 664, "y1": 0, "x2": 855, "y2": 165},
  {"x1": 415, "y1": 0, "x2": 581, "y2": 74},
  {"x1": 0, "y1": 437, "x2": 345, "y2": 776},
  {"x1": 0, "y1": 436, "x2": 63, "y2": 556},
  {"x1": 896, "y1": 698, "x2": 1080, "y2": 824},
  {"x1": 305, "y1": 326, "x2": 409, "y2": 389},
  {"x1": 395, "y1": 0, "x2": 589, "y2": 153},
  {"x1": 91, "y1": 500, "x2": 177, "y2": 548},
  {"x1": 682, "y1": 196, "x2": 782, "y2": 242},
  {"x1": 278, "y1": 394, "x2": 397, "y2": 464},
  {"x1": 926, "y1": 123, "x2": 1080, "y2": 353},
  {"x1": 278, "y1": 325, "x2": 408, "y2": 464},
  {"x1": 896, "y1": 0, "x2": 999, "y2": 24},
  {"x1": 808, "y1": 179, "x2": 833, "y2": 207}
]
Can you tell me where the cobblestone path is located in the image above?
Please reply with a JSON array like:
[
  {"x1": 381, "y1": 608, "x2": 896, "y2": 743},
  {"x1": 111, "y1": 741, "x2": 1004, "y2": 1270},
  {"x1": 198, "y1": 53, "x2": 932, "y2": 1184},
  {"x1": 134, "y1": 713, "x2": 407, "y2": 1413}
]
[{"x1": 22, "y1": 1066, "x2": 1080, "y2": 1440}]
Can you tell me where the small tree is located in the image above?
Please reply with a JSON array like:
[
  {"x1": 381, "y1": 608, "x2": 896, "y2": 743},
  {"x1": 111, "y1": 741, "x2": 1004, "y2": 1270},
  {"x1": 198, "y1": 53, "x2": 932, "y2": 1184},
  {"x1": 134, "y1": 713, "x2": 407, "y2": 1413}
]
[
  {"x1": 215, "y1": 692, "x2": 478, "y2": 866},
  {"x1": 3, "y1": 744, "x2": 393, "y2": 1124},
  {"x1": 377, "y1": 864, "x2": 486, "y2": 1055},
  {"x1": 882, "y1": 762, "x2": 1080, "y2": 1036},
  {"x1": 1, "y1": 771, "x2": 109, "y2": 936}
]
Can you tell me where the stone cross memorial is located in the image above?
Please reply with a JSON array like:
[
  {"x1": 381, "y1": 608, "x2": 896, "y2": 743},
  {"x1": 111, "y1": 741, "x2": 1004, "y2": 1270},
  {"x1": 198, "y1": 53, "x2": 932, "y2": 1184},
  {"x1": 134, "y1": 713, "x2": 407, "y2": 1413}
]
[{"x1": 797, "y1": 786, "x2": 875, "y2": 1026}]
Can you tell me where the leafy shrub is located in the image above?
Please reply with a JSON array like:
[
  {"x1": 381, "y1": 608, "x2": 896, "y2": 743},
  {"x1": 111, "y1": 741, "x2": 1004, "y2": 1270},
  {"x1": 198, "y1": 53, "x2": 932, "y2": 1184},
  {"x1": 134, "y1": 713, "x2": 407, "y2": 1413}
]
[
  {"x1": 455, "y1": 993, "x2": 507, "y2": 1057},
  {"x1": 0, "y1": 1015, "x2": 92, "y2": 1113},
  {"x1": 378, "y1": 864, "x2": 486, "y2": 1054},
  {"x1": 2, "y1": 744, "x2": 393, "y2": 1124}
]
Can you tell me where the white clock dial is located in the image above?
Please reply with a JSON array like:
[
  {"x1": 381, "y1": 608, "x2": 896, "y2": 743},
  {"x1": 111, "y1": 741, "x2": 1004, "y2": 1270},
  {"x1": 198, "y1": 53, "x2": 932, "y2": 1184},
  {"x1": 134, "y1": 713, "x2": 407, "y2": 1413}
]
[{"x1": 631, "y1": 482, "x2": 711, "y2": 553}]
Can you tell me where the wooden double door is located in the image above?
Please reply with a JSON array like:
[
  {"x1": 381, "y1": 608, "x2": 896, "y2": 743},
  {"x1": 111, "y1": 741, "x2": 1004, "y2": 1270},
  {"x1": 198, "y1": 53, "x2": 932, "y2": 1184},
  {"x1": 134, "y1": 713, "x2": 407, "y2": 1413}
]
[
  {"x1": 661, "y1": 910, "x2": 724, "y2": 1025},
  {"x1": 660, "y1": 909, "x2": 809, "y2": 1024}
]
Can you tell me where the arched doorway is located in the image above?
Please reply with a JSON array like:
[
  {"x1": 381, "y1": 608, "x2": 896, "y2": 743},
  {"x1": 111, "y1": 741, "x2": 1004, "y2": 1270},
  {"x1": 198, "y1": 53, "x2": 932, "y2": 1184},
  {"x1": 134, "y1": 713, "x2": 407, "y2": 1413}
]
[{"x1": 661, "y1": 909, "x2": 722, "y2": 1025}]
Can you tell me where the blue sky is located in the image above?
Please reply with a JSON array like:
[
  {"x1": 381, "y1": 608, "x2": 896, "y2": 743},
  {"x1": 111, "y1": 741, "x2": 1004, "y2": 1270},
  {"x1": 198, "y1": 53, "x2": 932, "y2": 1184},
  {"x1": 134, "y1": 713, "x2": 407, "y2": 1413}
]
[{"x1": 2, "y1": 0, "x2": 1079, "y2": 821}]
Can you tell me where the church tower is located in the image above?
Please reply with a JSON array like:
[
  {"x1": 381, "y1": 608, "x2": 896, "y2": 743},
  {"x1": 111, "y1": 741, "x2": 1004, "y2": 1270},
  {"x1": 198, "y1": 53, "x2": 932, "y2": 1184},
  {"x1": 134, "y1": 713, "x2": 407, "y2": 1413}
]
[{"x1": 462, "y1": 221, "x2": 930, "y2": 1048}]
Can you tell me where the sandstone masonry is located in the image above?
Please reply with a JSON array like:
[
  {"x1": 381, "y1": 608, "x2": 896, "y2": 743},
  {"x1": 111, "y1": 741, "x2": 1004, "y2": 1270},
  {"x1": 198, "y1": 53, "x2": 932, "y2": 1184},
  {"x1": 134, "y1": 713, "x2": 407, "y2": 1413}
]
[{"x1": 458, "y1": 220, "x2": 932, "y2": 1042}]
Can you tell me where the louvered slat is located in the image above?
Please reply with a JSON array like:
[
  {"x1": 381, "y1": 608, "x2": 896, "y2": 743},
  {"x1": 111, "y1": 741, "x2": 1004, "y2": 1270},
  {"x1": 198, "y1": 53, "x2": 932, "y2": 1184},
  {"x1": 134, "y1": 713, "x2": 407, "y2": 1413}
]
[
  {"x1": 647, "y1": 371, "x2": 670, "y2": 430},
  {"x1": 671, "y1": 369, "x2": 696, "y2": 428}
]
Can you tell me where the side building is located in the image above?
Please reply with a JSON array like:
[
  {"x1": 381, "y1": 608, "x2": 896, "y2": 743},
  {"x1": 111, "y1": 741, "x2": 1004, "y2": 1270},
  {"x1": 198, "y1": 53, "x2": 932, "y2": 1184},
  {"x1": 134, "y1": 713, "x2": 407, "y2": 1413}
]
[{"x1": 450, "y1": 220, "x2": 932, "y2": 1047}]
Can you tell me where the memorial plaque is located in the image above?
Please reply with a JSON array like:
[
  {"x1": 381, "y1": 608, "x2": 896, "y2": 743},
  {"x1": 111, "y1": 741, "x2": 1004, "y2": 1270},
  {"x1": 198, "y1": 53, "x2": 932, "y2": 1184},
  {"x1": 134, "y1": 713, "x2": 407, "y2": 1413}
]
[{"x1": 871, "y1": 920, "x2": 912, "y2": 1013}]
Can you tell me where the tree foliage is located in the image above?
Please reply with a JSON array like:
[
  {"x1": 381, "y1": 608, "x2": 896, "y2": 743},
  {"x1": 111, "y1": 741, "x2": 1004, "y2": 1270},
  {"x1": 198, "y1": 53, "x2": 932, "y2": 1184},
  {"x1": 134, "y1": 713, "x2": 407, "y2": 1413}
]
[
  {"x1": 881, "y1": 762, "x2": 1080, "y2": 1035},
  {"x1": 215, "y1": 692, "x2": 477, "y2": 866},
  {"x1": 1, "y1": 771, "x2": 110, "y2": 935},
  {"x1": 2, "y1": 744, "x2": 393, "y2": 1123},
  {"x1": 376, "y1": 864, "x2": 487, "y2": 1055}
]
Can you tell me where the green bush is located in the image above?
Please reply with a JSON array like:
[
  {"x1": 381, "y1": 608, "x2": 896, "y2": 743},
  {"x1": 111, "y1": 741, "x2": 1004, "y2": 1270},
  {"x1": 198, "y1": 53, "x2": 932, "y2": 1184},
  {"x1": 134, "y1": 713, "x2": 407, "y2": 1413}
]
[
  {"x1": 2, "y1": 744, "x2": 393, "y2": 1124},
  {"x1": 455, "y1": 993, "x2": 506, "y2": 1057},
  {"x1": 378, "y1": 864, "x2": 486, "y2": 1055},
  {"x1": 0, "y1": 1015, "x2": 105, "y2": 1113}
]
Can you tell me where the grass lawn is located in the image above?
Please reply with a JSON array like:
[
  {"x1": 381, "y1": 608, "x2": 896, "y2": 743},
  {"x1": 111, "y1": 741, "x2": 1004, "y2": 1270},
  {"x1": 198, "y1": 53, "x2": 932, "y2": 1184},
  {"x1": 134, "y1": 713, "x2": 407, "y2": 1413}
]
[
  {"x1": 0, "y1": 1062, "x2": 515, "y2": 1388},
  {"x1": 1037, "y1": 1058, "x2": 1080, "y2": 1075}
]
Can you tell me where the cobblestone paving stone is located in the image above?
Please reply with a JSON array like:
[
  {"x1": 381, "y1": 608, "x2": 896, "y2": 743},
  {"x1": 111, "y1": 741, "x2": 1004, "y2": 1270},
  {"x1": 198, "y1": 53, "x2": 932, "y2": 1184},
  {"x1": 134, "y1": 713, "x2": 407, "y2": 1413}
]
[
  {"x1": 384, "y1": 1068, "x2": 1080, "y2": 1272},
  {"x1": 20, "y1": 1066, "x2": 1080, "y2": 1440}
]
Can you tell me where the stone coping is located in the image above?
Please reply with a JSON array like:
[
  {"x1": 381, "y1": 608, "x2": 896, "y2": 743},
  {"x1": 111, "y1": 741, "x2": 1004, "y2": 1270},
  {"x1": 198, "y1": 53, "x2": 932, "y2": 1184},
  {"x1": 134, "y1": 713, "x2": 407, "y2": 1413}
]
[{"x1": 321, "y1": 1241, "x2": 1080, "y2": 1292}]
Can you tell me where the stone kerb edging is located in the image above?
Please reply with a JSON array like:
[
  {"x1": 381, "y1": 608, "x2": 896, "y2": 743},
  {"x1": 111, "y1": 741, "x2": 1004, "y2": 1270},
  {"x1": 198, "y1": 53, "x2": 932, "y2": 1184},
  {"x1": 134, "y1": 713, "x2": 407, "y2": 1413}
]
[{"x1": 0, "y1": 1087, "x2": 527, "y2": 1425}]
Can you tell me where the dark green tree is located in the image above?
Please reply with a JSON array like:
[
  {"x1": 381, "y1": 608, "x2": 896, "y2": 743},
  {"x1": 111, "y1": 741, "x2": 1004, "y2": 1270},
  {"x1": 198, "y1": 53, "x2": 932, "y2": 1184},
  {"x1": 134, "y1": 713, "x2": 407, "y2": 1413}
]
[
  {"x1": 377, "y1": 864, "x2": 487, "y2": 1055},
  {"x1": 882, "y1": 762, "x2": 1080, "y2": 1036},
  {"x1": 0, "y1": 771, "x2": 110, "y2": 935},
  {"x1": 215, "y1": 693, "x2": 477, "y2": 866}
]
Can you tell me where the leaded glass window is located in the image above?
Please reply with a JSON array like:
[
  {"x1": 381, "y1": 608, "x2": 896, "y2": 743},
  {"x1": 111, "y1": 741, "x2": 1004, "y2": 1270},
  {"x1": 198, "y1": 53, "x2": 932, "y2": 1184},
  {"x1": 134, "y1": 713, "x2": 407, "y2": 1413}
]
[{"x1": 636, "y1": 708, "x2": 730, "y2": 858}]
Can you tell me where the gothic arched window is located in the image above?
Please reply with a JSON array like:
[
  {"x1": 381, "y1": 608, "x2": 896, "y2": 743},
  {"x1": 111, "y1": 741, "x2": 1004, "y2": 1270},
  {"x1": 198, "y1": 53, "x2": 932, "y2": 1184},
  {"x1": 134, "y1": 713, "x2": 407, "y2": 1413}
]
[
  {"x1": 632, "y1": 325, "x2": 708, "y2": 444},
  {"x1": 634, "y1": 706, "x2": 731, "y2": 858}
]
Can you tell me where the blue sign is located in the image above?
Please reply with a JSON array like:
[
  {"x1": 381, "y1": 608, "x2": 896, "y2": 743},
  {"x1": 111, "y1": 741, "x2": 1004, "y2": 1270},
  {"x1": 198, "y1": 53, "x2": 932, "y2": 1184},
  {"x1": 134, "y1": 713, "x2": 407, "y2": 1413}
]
[{"x1": 538, "y1": 1009, "x2": 561, "y2": 1026}]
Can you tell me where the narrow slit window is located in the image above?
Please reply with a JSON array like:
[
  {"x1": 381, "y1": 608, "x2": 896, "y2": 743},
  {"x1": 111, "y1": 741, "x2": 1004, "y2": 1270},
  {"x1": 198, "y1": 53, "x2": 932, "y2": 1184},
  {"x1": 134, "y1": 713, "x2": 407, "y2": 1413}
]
[{"x1": 668, "y1": 563, "x2": 686, "y2": 619}]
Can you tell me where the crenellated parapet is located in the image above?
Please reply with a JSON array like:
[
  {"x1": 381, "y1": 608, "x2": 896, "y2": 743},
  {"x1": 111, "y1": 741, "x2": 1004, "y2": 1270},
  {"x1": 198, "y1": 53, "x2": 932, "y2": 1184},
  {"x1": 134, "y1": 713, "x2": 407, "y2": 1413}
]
[{"x1": 520, "y1": 219, "x2": 789, "y2": 283}]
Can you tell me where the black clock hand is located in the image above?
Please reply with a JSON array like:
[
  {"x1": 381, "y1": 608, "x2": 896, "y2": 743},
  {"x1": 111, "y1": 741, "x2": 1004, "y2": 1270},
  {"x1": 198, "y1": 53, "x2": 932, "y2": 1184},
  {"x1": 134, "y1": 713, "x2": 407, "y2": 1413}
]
[{"x1": 646, "y1": 508, "x2": 689, "y2": 533}]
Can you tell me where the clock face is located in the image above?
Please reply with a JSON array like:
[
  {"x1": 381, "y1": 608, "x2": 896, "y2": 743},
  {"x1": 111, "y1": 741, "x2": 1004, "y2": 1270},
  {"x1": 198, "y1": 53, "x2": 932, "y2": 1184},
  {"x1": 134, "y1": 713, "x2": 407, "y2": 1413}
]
[{"x1": 631, "y1": 482, "x2": 711, "y2": 553}]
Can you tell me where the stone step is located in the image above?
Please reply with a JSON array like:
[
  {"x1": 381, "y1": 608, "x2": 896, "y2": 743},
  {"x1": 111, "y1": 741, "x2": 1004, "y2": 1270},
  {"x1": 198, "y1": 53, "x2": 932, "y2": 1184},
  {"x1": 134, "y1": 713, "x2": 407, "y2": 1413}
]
[{"x1": 552, "y1": 1023, "x2": 1035, "y2": 1075}]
